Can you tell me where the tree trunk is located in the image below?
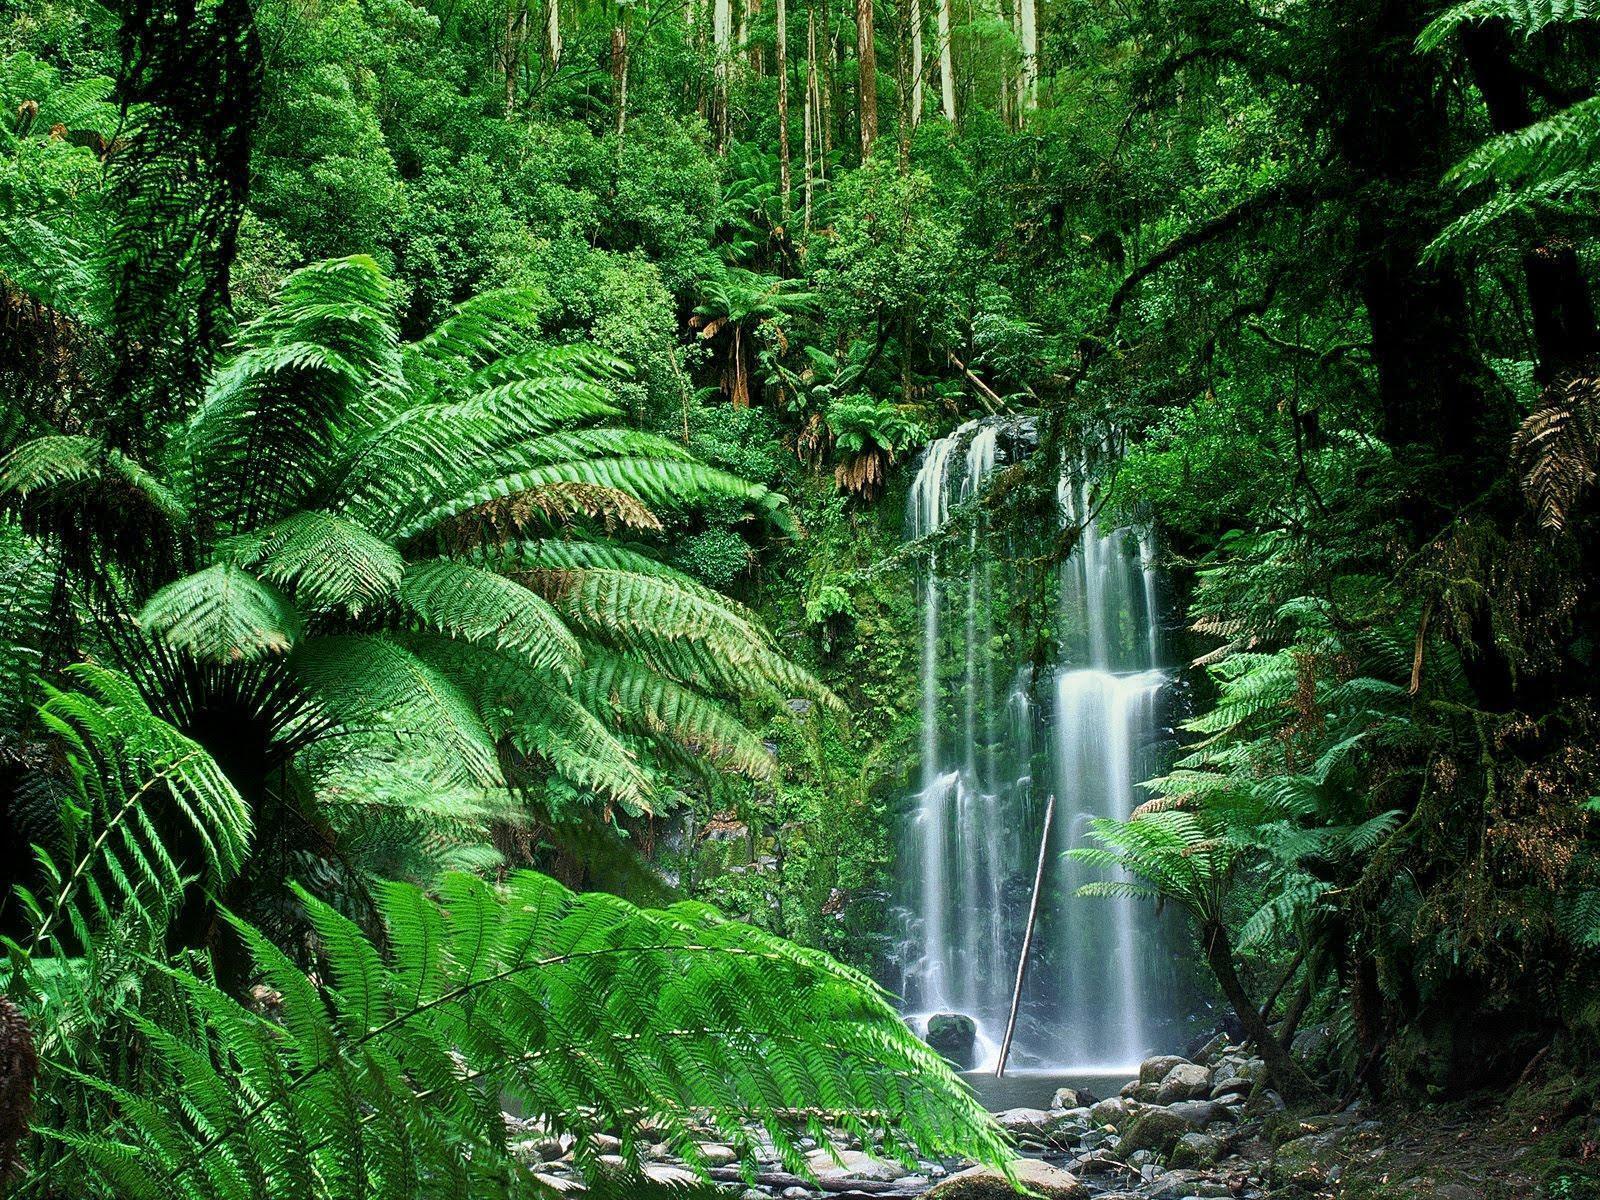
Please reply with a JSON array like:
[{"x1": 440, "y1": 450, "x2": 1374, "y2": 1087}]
[
  {"x1": 1460, "y1": 23, "x2": 1599, "y2": 384},
  {"x1": 503, "y1": 0, "x2": 526, "y2": 115},
  {"x1": 856, "y1": 0, "x2": 877, "y2": 158},
  {"x1": 1016, "y1": 0, "x2": 1036, "y2": 114},
  {"x1": 611, "y1": 13, "x2": 630, "y2": 139},
  {"x1": 936, "y1": 0, "x2": 955, "y2": 121},
  {"x1": 714, "y1": 0, "x2": 733, "y2": 148},
  {"x1": 777, "y1": 0, "x2": 791, "y2": 212},
  {"x1": 803, "y1": 7, "x2": 817, "y2": 234},
  {"x1": 1202, "y1": 920, "x2": 1323, "y2": 1106},
  {"x1": 908, "y1": 0, "x2": 923, "y2": 126},
  {"x1": 546, "y1": 0, "x2": 561, "y2": 69}
]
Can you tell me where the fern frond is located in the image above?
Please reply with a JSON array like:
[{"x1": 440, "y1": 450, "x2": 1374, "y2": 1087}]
[
  {"x1": 291, "y1": 634, "x2": 502, "y2": 788},
  {"x1": 63, "y1": 871, "x2": 1011, "y2": 1197},
  {"x1": 17, "y1": 664, "x2": 249, "y2": 962},
  {"x1": 1418, "y1": 0, "x2": 1598, "y2": 51},
  {"x1": 222, "y1": 510, "x2": 404, "y2": 614},
  {"x1": 398, "y1": 558, "x2": 582, "y2": 677},
  {"x1": 139, "y1": 564, "x2": 302, "y2": 662}
]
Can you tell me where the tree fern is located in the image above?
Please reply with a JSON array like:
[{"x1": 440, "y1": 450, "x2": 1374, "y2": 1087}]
[
  {"x1": 58, "y1": 871, "x2": 1011, "y2": 1199},
  {"x1": 1417, "y1": 0, "x2": 1600, "y2": 51},
  {"x1": 9, "y1": 665, "x2": 250, "y2": 964}
]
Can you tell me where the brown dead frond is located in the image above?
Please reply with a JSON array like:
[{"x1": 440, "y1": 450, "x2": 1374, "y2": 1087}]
[{"x1": 1511, "y1": 367, "x2": 1599, "y2": 533}]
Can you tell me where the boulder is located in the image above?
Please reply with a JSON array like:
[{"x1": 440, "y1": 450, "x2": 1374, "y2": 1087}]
[
  {"x1": 1117, "y1": 1106, "x2": 1192, "y2": 1156},
  {"x1": 1165, "y1": 1099, "x2": 1231, "y2": 1128},
  {"x1": 697, "y1": 1143, "x2": 738, "y2": 1168},
  {"x1": 926, "y1": 1158, "x2": 1089, "y2": 1199},
  {"x1": 993, "y1": 1107, "x2": 1063, "y2": 1141},
  {"x1": 924, "y1": 1012, "x2": 979, "y2": 1068},
  {"x1": 1271, "y1": 1131, "x2": 1339, "y2": 1188},
  {"x1": 1088, "y1": 1096, "x2": 1133, "y2": 1129},
  {"x1": 1050, "y1": 1086, "x2": 1093, "y2": 1111},
  {"x1": 1156, "y1": 1062, "x2": 1213, "y2": 1103},
  {"x1": 642, "y1": 1164, "x2": 700, "y2": 1187},
  {"x1": 802, "y1": 1147, "x2": 907, "y2": 1184},
  {"x1": 1168, "y1": 1131, "x2": 1223, "y2": 1168},
  {"x1": 1139, "y1": 1054, "x2": 1191, "y2": 1085}
]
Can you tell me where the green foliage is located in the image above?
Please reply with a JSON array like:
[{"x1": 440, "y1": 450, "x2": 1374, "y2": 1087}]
[{"x1": 62, "y1": 870, "x2": 1010, "y2": 1197}]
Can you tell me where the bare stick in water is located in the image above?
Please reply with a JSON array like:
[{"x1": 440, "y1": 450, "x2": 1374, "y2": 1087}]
[{"x1": 996, "y1": 791, "x2": 1055, "y2": 1077}]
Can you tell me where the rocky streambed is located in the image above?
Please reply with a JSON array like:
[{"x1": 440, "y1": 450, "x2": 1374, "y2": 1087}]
[{"x1": 503, "y1": 1036, "x2": 1394, "y2": 1199}]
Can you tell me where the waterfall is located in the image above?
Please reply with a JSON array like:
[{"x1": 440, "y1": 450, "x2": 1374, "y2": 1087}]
[{"x1": 897, "y1": 419, "x2": 1170, "y2": 1070}]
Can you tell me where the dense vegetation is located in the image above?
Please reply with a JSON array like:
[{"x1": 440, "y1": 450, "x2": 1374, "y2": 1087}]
[{"x1": 2, "y1": 0, "x2": 1598, "y2": 1192}]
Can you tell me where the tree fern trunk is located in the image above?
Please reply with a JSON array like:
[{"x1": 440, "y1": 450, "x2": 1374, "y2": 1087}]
[{"x1": 1202, "y1": 920, "x2": 1323, "y2": 1106}]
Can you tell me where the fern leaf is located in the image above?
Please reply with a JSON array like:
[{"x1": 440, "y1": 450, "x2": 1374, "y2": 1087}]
[{"x1": 139, "y1": 565, "x2": 302, "y2": 662}]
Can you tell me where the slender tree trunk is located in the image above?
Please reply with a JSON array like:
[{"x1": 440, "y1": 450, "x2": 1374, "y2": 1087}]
[
  {"x1": 803, "y1": 6, "x2": 817, "y2": 235},
  {"x1": 1016, "y1": 0, "x2": 1036, "y2": 114},
  {"x1": 1202, "y1": 920, "x2": 1323, "y2": 1106},
  {"x1": 504, "y1": 0, "x2": 526, "y2": 115},
  {"x1": 546, "y1": 0, "x2": 561, "y2": 69},
  {"x1": 936, "y1": 0, "x2": 955, "y2": 121},
  {"x1": 777, "y1": 0, "x2": 792, "y2": 212},
  {"x1": 908, "y1": 0, "x2": 922, "y2": 126},
  {"x1": 715, "y1": 0, "x2": 733, "y2": 148},
  {"x1": 856, "y1": 0, "x2": 877, "y2": 158},
  {"x1": 611, "y1": 11, "x2": 630, "y2": 140}
]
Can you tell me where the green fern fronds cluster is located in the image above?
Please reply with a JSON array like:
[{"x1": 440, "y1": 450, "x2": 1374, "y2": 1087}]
[
  {"x1": 60, "y1": 870, "x2": 1009, "y2": 1199},
  {"x1": 3, "y1": 255, "x2": 832, "y2": 868}
]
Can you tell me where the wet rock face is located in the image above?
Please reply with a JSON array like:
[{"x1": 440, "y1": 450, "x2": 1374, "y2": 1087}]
[{"x1": 923, "y1": 1012, "x2": 979, "y2": 1068}]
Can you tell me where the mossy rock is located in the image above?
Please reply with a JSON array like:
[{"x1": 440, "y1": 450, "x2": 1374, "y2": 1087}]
[{"x1": 926, "y1": 1159, "x2": 1088, "y2": 1199}]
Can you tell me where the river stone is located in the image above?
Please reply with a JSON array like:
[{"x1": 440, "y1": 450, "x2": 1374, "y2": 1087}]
[
  {"x1": 1088, "y1": 1096, "x2": 1133, "y2": 1128},
  {"x1": 531, "y1": 1171, "x2": 584, "y2": 1195},
  {"x1": 924, "y1": 1012, "x2": 979, "y2": 1068},
  {"x1": 1051, "y1": 1086, "x2": 1091, "y2": 1111},
  {"x1": 643, "y1": 1164, "x2": 700, "y2": 1187},
  {"x1": 926, "y1": 1159, "x2": 1089, "y2": 1199},
  {"x1": 1117, "y1": 1106, "x2": 1192, "y2": 1156},
  {"x1": 1139, "y1": 1055, "x2": 1190, "y2": 1085},
  {"x1": 1168, "y1": 1131, "x2": 1223, "y2": 1168},
  {"x1": 698, "y1": 1142, "x2": 738, "y2": 1167},
  {"x1": 994, "y1": 1107, "x2": 1059, "y2": 1139},
  {"x1": 1166, "y1": 1099, "x2": 1231, "y2": 1127},
  {"x1": 803, "y1": 1147, "x2": 907, "y2": 1183},
  {"x1": 1157, "y1": 1062, "x2": 1213, "y2": 1103}
]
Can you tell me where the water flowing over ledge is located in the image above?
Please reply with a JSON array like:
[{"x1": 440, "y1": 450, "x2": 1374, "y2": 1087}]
[{"x1": 893, "y1": 417, "x2": 1175, "y2": 1071}]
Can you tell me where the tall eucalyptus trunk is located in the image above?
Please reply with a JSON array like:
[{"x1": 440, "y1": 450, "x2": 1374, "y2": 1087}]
[
  {"x1": 714, "y1": 0, "x2": 733, "y2": 147},
  {"x1": 778, "y1": 0, "x2": 792, "y2": 211},
  {"x1": 547, "y1": 0, "x2": 561, "y2": 69},
  {"x1": 936, "y1": 0, "x2": 955, "y2": 122},
  {"x1": 856, "y1": 0, "x2": 877, "y2": 157},
  {"x1": 908, "y1": 0, "x2": 922, "y2": 126},
  {"x1": 1016, "y1": 0, "x2": 1036, "y2": 114}
]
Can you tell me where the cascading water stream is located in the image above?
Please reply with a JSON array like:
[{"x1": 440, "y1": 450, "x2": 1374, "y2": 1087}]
[{"x1": 897, "y1": 419, "x2": 1171, "y2": 1071}]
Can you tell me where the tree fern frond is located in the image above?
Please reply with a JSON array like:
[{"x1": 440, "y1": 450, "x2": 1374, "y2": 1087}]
[
  {"x1": 291, "y1": 634, "x2": 502, "y2": 788},
  {"x1": 62, "y1": 871, "x2": 1011, "y2": 1197},
  {"x1": 1418, "y1": 0, "x2": 1598, "y2": 51},
  {"x1": 400, "y1": 459, "x2": 795, "y2": 541},
  {"x1": 222, "y1": 510, "x2": 404, "y2": 614},
  {"x1": 398, "y1": 558, "x2": 582, "y2": 677},
  {"x1": 17, "y1": 664, "x2": 249, "y2": 962},
  {"x1": 574, "y1": 650, "x2": 777, "y2": 780},
  {"x1": 1511, "y1": 371, "x2": 1599, "y2": 530},
  {"x1": 139, "y1": 565, "x2": 302, "y2": 662}
]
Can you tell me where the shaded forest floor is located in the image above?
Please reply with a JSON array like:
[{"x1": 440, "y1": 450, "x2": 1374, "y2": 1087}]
[{"x1": 1269, "y1": 1071, "x2": 1599, "y2": 1199}]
